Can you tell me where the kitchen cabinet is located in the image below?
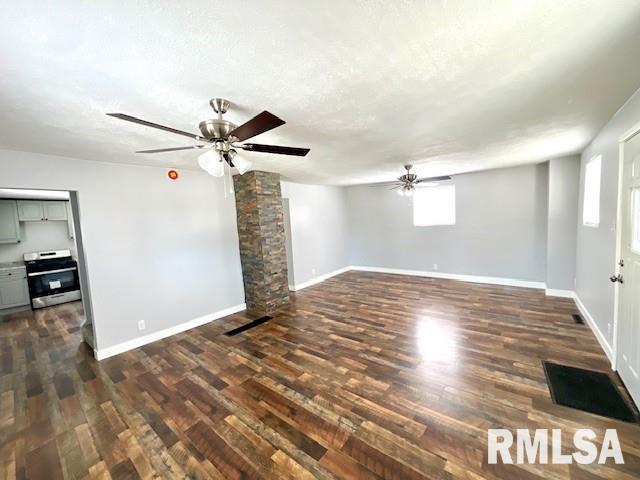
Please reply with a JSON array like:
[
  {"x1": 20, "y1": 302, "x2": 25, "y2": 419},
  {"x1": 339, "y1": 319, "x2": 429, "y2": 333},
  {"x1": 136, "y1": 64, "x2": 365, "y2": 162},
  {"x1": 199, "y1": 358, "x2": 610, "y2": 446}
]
[
  {"x1": 0, "y1": 200, "x2": 21, "y2": 244},
  {"x1": 17, "y1": 200, "x2": 68, "y2": 221},
  {"x1": 0, "y1": 269, "x2": 30, "y2": 309},
  {"x1": 17, "y1": 200, "x2": 44, "y2": 221},
  {"x1": 43, "y1": 201, "x2": 68, "y2": 221}
]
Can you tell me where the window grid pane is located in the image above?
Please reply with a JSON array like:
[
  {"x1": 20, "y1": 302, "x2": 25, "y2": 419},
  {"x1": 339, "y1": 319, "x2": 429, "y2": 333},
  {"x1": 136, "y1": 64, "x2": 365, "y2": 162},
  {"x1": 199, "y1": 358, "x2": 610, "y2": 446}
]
[
  {"x1": 632, "y1": 188, "x2": 640, "y2": 255},
  {"x1": 583, "y1": 155, "x2": 601, "y2": 227},
  {"x1": 413, "y1": 184, "x2": 456, "y2": 226}
]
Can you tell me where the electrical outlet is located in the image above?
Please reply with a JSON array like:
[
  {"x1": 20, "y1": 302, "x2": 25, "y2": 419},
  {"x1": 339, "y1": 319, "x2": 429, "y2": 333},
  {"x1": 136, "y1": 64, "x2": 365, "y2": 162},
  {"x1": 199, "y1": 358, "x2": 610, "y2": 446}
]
[
  {"x1": 433, "y1": 264, "x2": 438, "y2": 271},
  {"x1": 138, "y1": 320, "x2": 146, "y2": 331},
  {"x1": 311, "y1": 268, "x2": 317, "y2": 275}
]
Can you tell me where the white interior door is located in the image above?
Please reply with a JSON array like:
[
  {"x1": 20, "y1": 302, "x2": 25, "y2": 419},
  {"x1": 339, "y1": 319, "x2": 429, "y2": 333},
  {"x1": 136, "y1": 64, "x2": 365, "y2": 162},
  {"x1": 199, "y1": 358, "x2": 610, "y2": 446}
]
[{"x1": 616, "y1": 128, "x2": 640, "y2": 407}]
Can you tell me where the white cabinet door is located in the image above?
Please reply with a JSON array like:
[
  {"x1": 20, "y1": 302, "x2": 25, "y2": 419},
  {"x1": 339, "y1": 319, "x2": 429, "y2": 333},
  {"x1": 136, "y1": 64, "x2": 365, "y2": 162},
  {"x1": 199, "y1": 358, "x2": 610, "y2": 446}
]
[
  {"x1": 43, "y1": 201, "x2": 68, "y2": 221},
  {"x1": 0, "y1": 277, "x2": 30, "y2": 308},
  {"x1": 17, "y1": 200, "x2": 44, "y2": 221},
  {"x1": 17, "y1": 200, "x2": 68, "y2": 221},
  {"x1": 0, "y1": 200, "x2": 21, "y2": 244}
]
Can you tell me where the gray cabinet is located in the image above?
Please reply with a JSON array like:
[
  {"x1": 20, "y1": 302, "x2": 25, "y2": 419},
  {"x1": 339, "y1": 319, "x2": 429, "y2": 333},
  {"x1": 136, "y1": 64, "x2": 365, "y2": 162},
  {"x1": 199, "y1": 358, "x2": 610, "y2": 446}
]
[
  {"x1": 17, "y1": 200, "x2": 44, "y2": 221},
  {"x1": 43, "y1": 201, "x2": 68, "y2": 221},
  {"x1": 17, "y1": 200, "x2": 68, "y2": 221},
  {"x1": 0, "y1": 270, "x2": 30, "y2": 309},
  {"x1": 0, "y1": 200, "x2": 21, "y2": 244}
]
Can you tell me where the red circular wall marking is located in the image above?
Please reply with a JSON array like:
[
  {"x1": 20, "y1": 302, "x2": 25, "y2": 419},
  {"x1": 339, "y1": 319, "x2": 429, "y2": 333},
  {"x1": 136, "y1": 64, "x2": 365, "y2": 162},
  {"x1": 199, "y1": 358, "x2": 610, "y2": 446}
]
[{"x1": 167, "y1": 170, "x2": 179, "y2": 180}]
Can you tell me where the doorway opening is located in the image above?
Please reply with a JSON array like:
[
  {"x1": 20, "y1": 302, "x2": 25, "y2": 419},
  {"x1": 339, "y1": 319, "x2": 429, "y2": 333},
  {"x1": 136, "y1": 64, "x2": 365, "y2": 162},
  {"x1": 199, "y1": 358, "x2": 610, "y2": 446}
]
[{"x1": 0, "y1": 188, "x2": 96, "y2": 352}]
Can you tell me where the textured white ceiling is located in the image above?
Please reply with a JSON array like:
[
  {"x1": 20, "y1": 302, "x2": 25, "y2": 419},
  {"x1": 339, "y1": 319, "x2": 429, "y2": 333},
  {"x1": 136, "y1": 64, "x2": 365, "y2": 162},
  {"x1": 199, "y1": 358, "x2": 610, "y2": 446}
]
[{"x1": 1, "y1": 1, "x2": 640, "y2": 185}]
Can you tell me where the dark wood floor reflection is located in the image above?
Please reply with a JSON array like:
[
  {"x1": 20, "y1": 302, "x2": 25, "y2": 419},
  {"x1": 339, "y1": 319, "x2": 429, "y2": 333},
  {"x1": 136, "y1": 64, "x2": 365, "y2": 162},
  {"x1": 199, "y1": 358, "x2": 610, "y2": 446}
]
[{"x1": 1, "y1": 272, "x2": 639, "y2": 479}]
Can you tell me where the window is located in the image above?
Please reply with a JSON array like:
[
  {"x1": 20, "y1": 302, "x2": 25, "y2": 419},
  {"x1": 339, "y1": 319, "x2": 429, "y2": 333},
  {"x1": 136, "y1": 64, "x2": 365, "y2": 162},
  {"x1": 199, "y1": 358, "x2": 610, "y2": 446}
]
[
  {"x1": 413, "y1": 184, "x2": 456, "y2": 226},
  {"x1": 583, "y1": 155, "x2": 602, "y2": 227},
  {"x1": 632, "y1": 188, "x2": 640, "y2": 255}
]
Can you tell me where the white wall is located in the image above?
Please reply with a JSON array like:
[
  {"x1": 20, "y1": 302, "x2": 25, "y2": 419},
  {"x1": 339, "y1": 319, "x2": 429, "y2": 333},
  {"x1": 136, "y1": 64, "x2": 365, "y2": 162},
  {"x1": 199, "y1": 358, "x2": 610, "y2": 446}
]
[
  {"x1": 0, "y1": 217, "x2": 75, "y2": 263},
  {"x1": 280, "y1": 182, "x2": 350, "y2": 288},
  {"x1": 546, "y1": 156, "x2": 580, "y2": 291},
  {"x1": 576, "y1": 86, "x2": 640, "y2": 352},
  {"x1": 0, "y1": 149, "x2": 245, "y2": 351},
  {"x1": 345, "y1": 163, "x2": 549, "y2": 283}
]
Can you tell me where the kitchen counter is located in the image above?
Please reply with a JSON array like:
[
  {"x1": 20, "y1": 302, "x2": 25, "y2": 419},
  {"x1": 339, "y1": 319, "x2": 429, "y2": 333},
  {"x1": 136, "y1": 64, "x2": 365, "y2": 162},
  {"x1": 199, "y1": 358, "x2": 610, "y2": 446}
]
[{"x1": 0, "y1": 261, "x2": 25, "y2": 271}]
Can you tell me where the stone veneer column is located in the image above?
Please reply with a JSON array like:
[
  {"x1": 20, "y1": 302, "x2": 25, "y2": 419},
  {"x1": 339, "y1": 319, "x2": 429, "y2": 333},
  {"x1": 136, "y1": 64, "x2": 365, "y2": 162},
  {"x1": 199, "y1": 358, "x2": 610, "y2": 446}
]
[{"x1": 233, "y1": 171, "x2": 290, "y2": 316}]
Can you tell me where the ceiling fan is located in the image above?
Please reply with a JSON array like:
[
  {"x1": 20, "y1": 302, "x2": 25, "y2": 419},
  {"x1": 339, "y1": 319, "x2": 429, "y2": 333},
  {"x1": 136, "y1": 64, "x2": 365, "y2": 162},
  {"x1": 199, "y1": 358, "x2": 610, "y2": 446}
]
[
  {"x1": 384, "y1": 165, "x2": 451, "y2": 196},
  {"x1": 107, "y1": 98, "x2": 310, "y2": 177}
]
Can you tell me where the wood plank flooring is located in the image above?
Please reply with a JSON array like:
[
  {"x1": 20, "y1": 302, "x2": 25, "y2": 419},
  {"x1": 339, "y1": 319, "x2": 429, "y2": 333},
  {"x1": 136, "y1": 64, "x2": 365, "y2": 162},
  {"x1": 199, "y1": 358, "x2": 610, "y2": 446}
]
[{"x1": 1, "y1": 271, "x2": 639, "y2": 479}]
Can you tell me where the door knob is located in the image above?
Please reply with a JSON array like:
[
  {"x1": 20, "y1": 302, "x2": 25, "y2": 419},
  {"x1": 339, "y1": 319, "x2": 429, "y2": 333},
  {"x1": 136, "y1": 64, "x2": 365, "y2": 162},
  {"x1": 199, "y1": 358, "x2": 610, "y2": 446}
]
[{"x1": 609, "y1": 274, "x2": 624, "y2": 284}]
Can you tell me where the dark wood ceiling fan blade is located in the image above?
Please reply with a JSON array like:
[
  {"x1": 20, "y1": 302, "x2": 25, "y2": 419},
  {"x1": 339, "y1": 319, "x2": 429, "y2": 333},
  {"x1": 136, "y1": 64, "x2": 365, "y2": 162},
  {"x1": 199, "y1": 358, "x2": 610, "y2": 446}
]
[
  {"x1": 136, "y1": 145, "x2": 207, "y2": 153},
  {"x1": 106, "y1": 113, "x2": 208, "y2": 141},
  {"x1": 416, "y1": 175, "x2": 452, "y2": 183},
  {"x1": 241, "y1": 143, "x2": 310, "y2": 156},
  {"x1": 228, "y1": 111, "x2": 285, "y2": 142}
]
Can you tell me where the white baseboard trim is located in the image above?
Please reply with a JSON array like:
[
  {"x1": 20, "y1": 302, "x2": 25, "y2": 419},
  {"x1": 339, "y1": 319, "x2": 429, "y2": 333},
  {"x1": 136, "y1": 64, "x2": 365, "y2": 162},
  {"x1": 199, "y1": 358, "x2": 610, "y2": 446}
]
[
  {"x1": 574, "y1": 295, "x2": 614, "y2": 366},
  {"x1": 350, "y1": 266, "x2": 546, "y2": 289},
  {"x1": 94, "y1": 303, "x2": 246, "y2": 361},
  {"x1": 289, "y1": 266, "x2": 351, "y2": 292},
  {"x1": 545, "y1": 288, "x2": 576, "y2": 299}
]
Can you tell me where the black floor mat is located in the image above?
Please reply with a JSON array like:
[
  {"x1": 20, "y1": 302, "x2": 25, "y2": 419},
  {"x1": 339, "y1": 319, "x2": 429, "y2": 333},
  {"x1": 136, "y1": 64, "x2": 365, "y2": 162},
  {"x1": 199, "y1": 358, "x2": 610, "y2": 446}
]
[
  {"x1": 543, "y1": 361, "x2": 637, "y2": 423},
  {"x1": 224, "y1": 315, "x2": 272, "y2": 336}
]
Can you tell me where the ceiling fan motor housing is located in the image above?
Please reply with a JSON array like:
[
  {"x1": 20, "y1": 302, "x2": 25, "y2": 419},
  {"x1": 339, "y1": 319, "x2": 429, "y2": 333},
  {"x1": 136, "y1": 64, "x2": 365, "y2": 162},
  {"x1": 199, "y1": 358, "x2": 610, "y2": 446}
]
[
  {"x1": 198, "y1": 119, "x2": 237, "y2": 141},
  {"x1": 400, "y1": 173, "x2": 418, "y2": 183},
  {"x1": 200, "y1": 98, "x2": 236, "y2": 141}
]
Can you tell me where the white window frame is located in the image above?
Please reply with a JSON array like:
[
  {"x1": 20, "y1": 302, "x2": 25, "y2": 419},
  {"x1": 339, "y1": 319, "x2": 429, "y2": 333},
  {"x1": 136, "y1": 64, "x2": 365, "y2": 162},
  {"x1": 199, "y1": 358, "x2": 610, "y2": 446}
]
[
  {"x1": 583, "y1": 155, "x2": 602, "y2": 227},
  {"x1": 413, "y1": 184, "x2": 456, "y2": 227}
]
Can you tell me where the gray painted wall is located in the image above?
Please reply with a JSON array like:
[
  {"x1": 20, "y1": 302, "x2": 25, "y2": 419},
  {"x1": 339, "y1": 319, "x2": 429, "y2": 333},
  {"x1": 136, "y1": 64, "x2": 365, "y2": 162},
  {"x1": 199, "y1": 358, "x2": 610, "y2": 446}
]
[
  {"x1": 280, "y1": 181, "x2": 349, "y2": 286},
  {"x1": 0, "y1": 216, "x2": 75, "y2": 263},
  {"x1": 576, "y1": 86, "x2": 640, "y2": 348},
  {"x1": 282, "y1": 198, "x2": 296, "y2": 287},
  {"x1": 546, "y1": 156, "x2": 580, "y2": 290},
  {"x1": 0, "y1": 149, "x2": 245, "y2": 351},
  {"x1": 345, "y1": 163, "x2": 549, "y2": 282}
]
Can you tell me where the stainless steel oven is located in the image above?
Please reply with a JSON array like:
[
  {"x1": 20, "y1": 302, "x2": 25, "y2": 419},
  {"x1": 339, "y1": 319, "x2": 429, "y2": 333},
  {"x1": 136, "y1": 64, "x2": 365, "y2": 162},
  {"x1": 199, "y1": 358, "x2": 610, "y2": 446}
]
[{"x1": 24, "y1": 250, "x2": 81, "y2": 309}]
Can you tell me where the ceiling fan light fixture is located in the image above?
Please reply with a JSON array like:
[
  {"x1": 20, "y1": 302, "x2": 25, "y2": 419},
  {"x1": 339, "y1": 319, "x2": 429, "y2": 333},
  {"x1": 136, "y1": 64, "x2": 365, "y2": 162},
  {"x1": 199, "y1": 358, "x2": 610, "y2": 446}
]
[
  {"x1": 198, "y1": 149, "x2": 224, "y2": 177},
  {"x1": 233, "y1": 155, "x2": 252, "y2": 175},
  {"x1": 398, "y1": 185, "x2": 415, "y2": 196}
]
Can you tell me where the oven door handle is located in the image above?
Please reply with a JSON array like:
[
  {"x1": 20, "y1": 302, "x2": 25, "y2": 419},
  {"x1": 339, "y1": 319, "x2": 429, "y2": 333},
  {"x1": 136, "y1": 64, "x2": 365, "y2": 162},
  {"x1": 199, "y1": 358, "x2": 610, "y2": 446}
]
[{"x1": 28, "y1": 267, "x2": 77, "y2": 277}]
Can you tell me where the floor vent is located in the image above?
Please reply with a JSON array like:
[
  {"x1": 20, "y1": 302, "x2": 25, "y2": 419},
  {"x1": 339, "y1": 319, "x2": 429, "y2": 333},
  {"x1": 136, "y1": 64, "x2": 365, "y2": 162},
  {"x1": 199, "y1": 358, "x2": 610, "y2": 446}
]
[
  {"x1": 225, "y1": 316, "x2": 273, "y2": 336},
  {"x1": 572, "y1": 313, "x2": 585, "y2": 325},
  {"x1": 543, "y1": 361, "x2": 637, "y2": 422}
]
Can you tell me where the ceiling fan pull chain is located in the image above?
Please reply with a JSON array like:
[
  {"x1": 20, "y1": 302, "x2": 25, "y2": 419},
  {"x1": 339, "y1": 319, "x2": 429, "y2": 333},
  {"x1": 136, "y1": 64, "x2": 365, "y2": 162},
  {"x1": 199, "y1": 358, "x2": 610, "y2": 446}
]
[{"x1": 223, "y1": 156, "x2": 228, "y2": 199}]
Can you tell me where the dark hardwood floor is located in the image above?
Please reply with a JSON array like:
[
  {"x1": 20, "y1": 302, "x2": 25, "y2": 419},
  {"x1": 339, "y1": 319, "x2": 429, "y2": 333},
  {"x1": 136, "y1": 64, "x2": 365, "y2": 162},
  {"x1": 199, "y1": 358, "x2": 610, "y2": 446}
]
[{"x1": 1, "y1": 271, "x2": 639, "y2": 479}]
